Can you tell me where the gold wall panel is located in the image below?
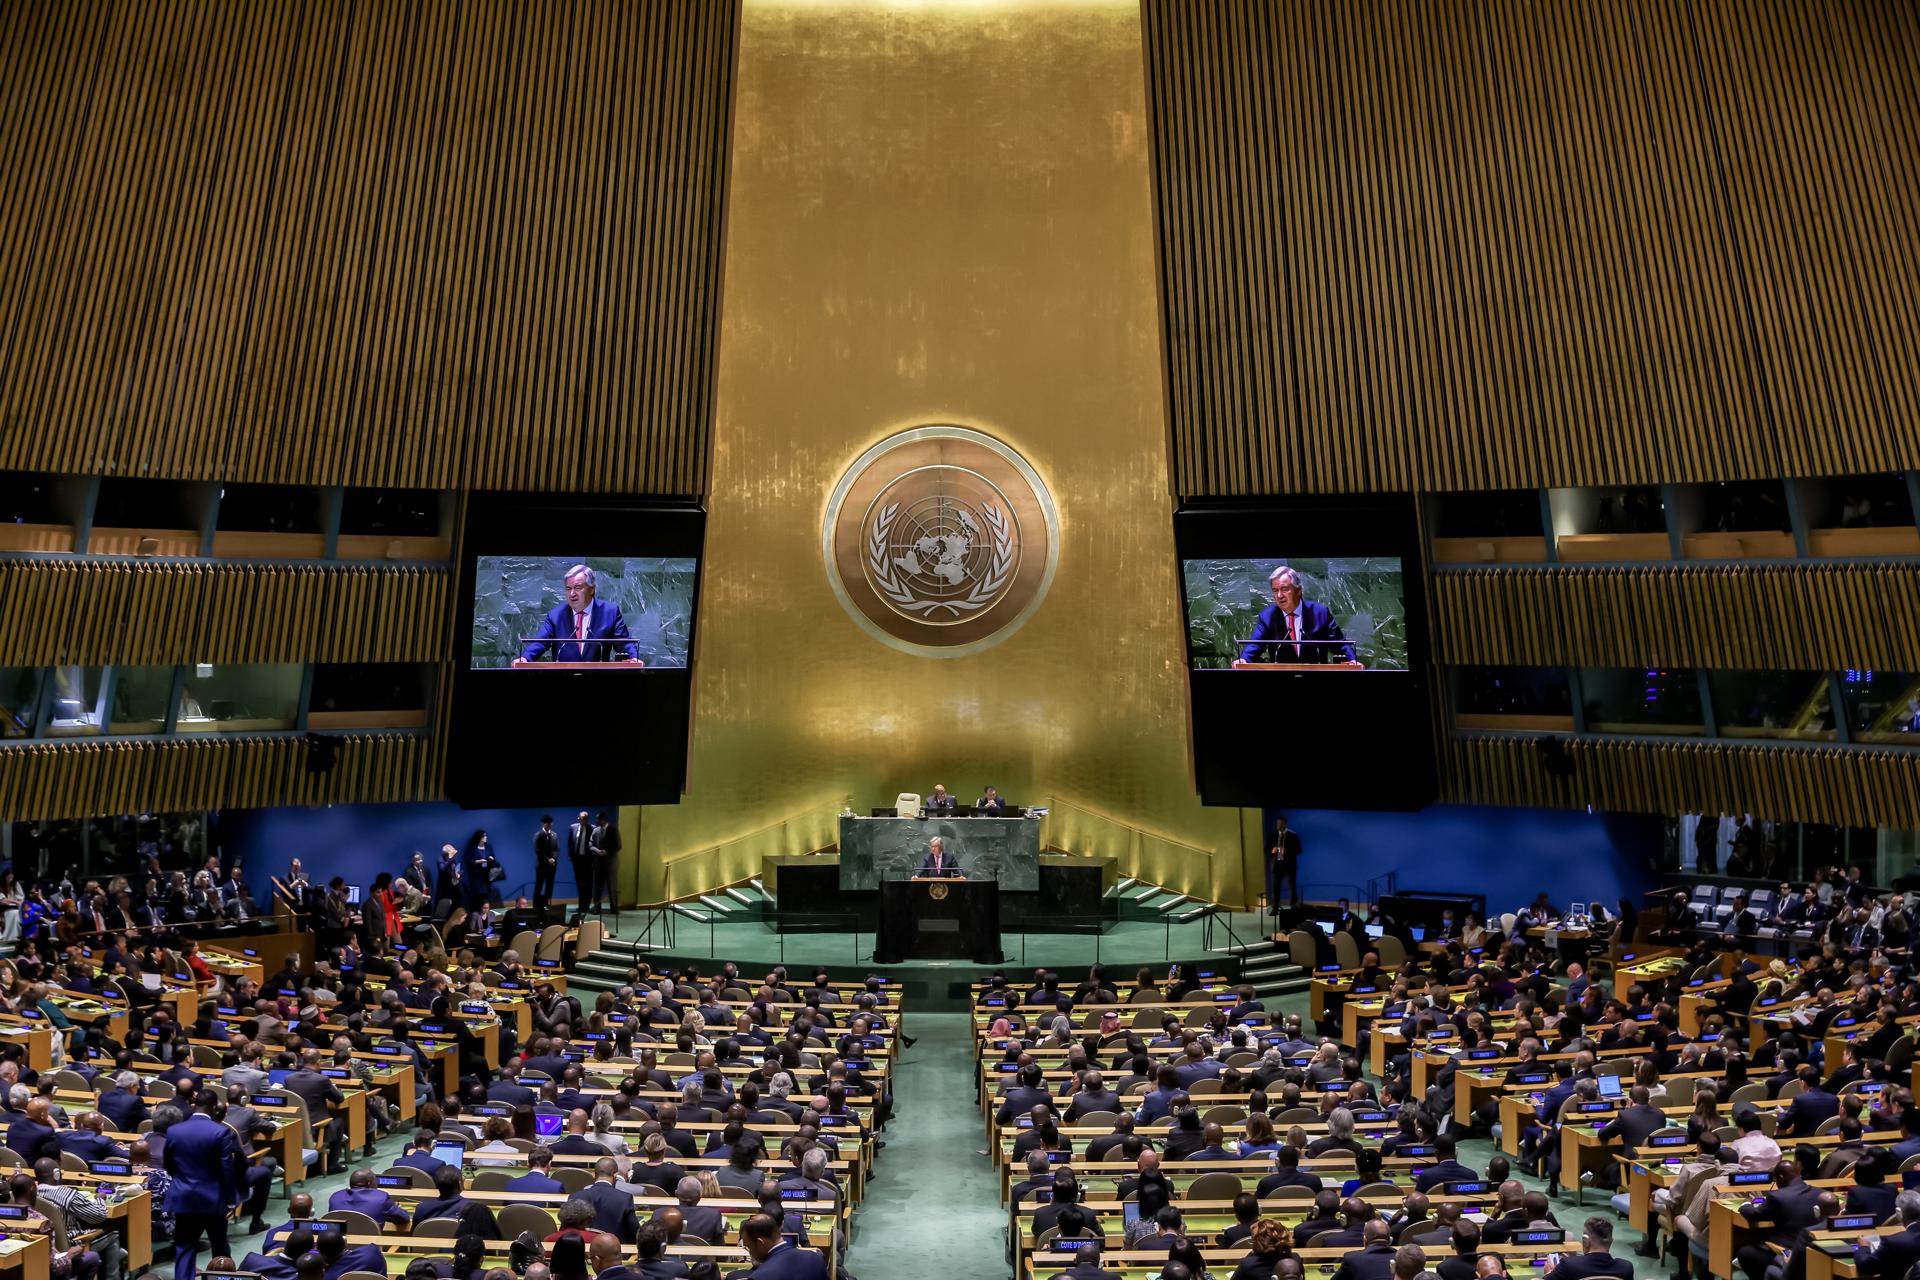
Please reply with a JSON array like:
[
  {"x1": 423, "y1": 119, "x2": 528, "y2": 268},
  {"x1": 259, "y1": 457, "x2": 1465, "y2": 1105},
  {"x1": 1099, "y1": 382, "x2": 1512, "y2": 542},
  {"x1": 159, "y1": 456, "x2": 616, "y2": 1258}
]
[
  {"x1": 637, "y1": 0, "x2": 1248, "y2": 905},
  {"x1": 0, "y1": 0, "x2": 736, "y2": 493},
  {"x1": 0, "y1": 562, "x2": 451, "y2": 666},
  {"x1": 1445, "y1": 734, "x2": 1920, "y2": 831},
  {"x1": 1142, "y1": 0, "x2": 1920, "y2": 496},
  {"x1": 1433, "y1": 563, "x2": 1920, "y2": 673},
  {"x1": 0, "y1": 732, "x2": 444, "y2": 822}
]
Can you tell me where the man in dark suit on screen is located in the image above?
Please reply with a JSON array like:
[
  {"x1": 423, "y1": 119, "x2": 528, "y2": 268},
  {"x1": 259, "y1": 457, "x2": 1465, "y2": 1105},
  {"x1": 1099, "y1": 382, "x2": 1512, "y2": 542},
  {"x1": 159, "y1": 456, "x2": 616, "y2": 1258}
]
[
  {"x1": 915, "y1": 837, "x2": 965, "y2": 879},
  {"x1": 1234, "y1": 565, "x2": 1360, "y2": 667},
  {"x1": 514, "y1": 564, "x2": 642, "y2": 664}
]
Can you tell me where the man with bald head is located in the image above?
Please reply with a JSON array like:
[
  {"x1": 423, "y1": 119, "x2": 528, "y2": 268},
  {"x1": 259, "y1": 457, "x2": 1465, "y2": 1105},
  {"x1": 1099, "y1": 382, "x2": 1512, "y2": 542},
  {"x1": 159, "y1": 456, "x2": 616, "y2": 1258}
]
[
  {"x1": 7, "y1": 1097, "x2": 58, "y2": 1163},
  {"x1": 1187, "y1": 1122, "x2": 1236, "y2": 1160},
  {"x1": 54, "y1": 1111, "x2": 127, "y2": 1163},
  {"x1": 1332, "y1": 1220, "x2": 1398, "y2": 1280}
]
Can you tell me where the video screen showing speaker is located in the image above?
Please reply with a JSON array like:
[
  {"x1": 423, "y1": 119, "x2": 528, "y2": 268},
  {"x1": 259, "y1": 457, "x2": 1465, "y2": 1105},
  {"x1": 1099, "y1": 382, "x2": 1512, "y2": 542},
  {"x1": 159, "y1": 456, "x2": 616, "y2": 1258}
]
[
  {"x1": 469, "y1": 556, "x2": 696, "y2": 669},
  {"x1": 1181, "y1": 557, "x2": 1408, "y2": 670},
  {"x1": 1175, "y1": 496, "x2": 1435, "y2": 811},
  {"x1": 448, "y1": 493, "x2": 704, "y2": 807}
]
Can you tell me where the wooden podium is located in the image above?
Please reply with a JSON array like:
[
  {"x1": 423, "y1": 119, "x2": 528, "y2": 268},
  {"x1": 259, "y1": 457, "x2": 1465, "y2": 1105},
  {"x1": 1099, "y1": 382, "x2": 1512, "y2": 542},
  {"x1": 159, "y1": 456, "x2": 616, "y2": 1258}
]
[{"x1": 874, "y1": 877, "x2": 1001, "y2": 963}]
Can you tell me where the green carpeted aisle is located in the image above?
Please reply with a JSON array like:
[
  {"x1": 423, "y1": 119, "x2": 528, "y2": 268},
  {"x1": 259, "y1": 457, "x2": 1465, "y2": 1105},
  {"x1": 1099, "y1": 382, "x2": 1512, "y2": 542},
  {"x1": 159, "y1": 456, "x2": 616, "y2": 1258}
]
[{"x1": 844, "y1": 1011, "x2": 1010, "y2": 1280}]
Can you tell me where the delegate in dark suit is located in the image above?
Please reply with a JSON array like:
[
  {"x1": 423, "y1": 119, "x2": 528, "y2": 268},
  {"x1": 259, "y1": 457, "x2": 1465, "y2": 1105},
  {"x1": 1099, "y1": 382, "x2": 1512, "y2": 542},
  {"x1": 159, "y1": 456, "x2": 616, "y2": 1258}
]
[
  {"x1": 1548, "y1": 1252, "x2": 1634, "y2": 1280},
  {"x1": 1778, "y1": 1087, "x2": 1840, "y2": 1139},
  {"x1": 1863, "y1": 1223, "x2": 1920, "y2": 1278},
  {"x1": 579, "y1": 1180, "x2": 640, "y2": 1243},
  {"x1": 741, "y1": 1241, "x2": 828, "y2": 1279},
  {"x1": 1238, "y1": 599, "x2": 1355, "y2": 665},
  {"x1": 1597, "y1": 1101, "x2": 1667, "y2": 1150},
  {"x1": 1737, "y1": 1181, "x2": 1823, "y2": 1280},
  {"x1": 164, "y1": 1112, "x2": 246, "y2": 1280},
  {"x1": 1331, "y1": 1243, "x2": 1397, "y2": 1280},
  {"x1": 519, "y1": 597, "x2": 639, "y2": 663}
]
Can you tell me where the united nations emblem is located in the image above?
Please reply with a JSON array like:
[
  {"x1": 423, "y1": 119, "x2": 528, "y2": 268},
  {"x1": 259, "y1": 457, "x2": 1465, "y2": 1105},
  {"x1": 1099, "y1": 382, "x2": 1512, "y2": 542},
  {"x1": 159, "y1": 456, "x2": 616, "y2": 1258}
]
[
  {"x1": 823, "y1": 426, "x2": 1059, "y2": 657},
  {"x1": 929, "y1": 882, "x2": 950, "y2": 901}
]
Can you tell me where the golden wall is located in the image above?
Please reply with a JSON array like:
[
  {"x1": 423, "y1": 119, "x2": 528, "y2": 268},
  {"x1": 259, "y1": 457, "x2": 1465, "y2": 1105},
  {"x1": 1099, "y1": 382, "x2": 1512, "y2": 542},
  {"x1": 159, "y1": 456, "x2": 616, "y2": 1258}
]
[{"x1": 633, "y1": 0, "x2": 1253, "y2": 905}]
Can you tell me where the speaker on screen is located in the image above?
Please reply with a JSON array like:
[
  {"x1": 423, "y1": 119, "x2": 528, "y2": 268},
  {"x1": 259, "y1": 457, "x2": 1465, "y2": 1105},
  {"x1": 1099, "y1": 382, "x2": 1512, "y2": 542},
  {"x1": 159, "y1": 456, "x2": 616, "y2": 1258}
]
[
  {"x1": 445, "y1": 492, "x2": 705, "y2": 808},
  {"x1": 1175, "y1": 495, "x2": 1436, "y2": 811}
]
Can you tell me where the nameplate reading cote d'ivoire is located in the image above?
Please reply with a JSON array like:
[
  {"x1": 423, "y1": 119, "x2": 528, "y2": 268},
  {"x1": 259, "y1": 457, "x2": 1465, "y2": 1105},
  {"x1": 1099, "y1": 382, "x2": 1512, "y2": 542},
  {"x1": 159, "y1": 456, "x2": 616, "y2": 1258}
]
[{"x1": 822, "y1": 426, "x2": 1059, "y2": 658}]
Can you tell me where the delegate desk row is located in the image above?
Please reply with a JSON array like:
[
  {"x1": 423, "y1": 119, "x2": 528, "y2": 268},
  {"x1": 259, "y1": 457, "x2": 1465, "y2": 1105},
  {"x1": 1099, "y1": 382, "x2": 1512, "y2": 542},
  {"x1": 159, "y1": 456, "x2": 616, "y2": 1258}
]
[
  {"x1": 1014, "y1": 1204, "x2": 1575, "y2": 1278},
  {"x1": 316, "y1": 1234, "x2": 808, "y2": 1278},
  {"x1": 53, "y1": 1080, "x2": 360, "y2": 1188},
  {"x1": 360, "y1": 1178, "x2": 849, "y2": 1268},
  {"x1": 1023, "y1": 1241, "x2": 1598, "y2": 1280}
]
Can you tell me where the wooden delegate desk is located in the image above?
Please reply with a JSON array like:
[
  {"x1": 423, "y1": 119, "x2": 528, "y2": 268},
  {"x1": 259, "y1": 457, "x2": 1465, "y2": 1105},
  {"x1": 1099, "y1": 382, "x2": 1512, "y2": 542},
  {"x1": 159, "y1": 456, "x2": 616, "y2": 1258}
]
[
  {"x1": 0, "y1": 1018, "x2": 54, "y2": 1072},
  {"x1": 0, "y1": 1230, "x2": 49, "y2": 1280},
  {"x1": 875, "y1": 877, "x2": 1000, "y2": 963}
]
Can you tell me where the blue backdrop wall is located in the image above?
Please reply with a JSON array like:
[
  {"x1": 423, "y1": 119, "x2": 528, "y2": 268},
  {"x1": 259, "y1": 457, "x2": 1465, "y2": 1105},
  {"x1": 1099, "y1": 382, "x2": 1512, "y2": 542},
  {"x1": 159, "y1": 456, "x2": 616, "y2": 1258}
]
[
  {"x1": 1264, "y1": 803, "x2": 1661, "y2": 916},
  {"x1": 219, "y1": 801, "x2": 613, "y2": 904}
]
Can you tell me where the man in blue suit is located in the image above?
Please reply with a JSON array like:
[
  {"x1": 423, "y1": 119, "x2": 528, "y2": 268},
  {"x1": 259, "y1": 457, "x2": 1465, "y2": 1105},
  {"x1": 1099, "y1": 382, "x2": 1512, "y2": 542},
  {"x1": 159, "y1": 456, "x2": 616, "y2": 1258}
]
[
  {"x1": 390, "y1": 1132, "x2": 445, "y2": 1175},
  {"x1": 1777, "y1": 1065, "x2": 1840, "y2": 1139},
  {"x1": 513, "y1": 565, "x2": 641, "y2": 665},
  {"x1": 328, "y1": 1169, "x2": 410, "y2": 1228},
  {"x1": 1234, "y1": 566, "x2": 1359, "y2": 666},
  {"x1": 505, "y1": 1147, "x2": 565, "y2": 1194},
  {"x1": 55, "y1": 1112, "x2": 128, "y2": 1163},
  {"x1": 914, "y1": 838, "x2": 965, "y2": 879},
  {"x1": 738, "y1": 1212, "x2": 828, "y2": 1278},
  {"x1": 164, "y1": 1102, "x2": 245, "y2": 1280}
]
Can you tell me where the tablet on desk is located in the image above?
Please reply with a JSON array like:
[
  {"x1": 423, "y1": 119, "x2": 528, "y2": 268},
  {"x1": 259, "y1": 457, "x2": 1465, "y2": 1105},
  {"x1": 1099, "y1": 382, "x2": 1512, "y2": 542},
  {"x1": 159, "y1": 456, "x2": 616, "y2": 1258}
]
[{"x1": 432, "y1": 1142, "x2": 468, "y2": 1167}]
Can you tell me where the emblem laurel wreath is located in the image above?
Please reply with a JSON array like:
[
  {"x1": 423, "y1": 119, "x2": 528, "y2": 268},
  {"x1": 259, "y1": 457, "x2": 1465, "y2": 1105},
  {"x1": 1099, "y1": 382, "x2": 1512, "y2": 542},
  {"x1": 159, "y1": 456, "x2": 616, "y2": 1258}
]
[{"x1": 867, "y1": 500, "x2": 1015, "y2": 617}]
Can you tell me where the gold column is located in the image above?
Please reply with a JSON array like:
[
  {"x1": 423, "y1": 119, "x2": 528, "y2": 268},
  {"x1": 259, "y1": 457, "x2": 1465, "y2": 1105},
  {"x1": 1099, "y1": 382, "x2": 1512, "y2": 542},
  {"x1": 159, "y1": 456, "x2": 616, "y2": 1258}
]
[{"x1": 637, "y1": 0, "x2": 1250, "y2": 905}]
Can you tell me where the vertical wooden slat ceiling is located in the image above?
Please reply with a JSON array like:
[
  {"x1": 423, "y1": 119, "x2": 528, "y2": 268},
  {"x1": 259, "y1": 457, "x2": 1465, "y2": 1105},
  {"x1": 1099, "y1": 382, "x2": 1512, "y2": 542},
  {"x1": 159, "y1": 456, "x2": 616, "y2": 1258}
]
[
  {"x1": 1447, "y1": 735, "x2": 1920, "y2": 831},
  {"x1": 0, "y1": 0, "x2": 739, "y2": 493},
  {"x1": 1141, "y1": 0, "x2": 1920, "y2": 497},
  {"x1": 1431, "y1": 562, "x2": 1920, "y2": 673},
  {"x1": 0, "y1": 561, "x2": 450, "y2": 666}
]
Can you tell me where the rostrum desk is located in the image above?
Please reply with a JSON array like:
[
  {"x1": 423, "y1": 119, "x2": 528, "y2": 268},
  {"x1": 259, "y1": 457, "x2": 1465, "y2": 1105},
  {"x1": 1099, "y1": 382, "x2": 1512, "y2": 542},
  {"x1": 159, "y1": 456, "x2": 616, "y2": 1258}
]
[{"x1": 874, "y1": 876, "x2": 1001, "y2": 963}]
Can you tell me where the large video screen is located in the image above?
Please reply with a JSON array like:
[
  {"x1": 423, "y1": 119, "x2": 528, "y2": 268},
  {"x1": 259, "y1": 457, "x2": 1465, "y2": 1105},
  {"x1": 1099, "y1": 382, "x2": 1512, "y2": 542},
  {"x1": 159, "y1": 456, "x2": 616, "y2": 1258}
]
[
  {"x1": 1181, "y1": 557, "x2": 1407, "y2": 670},
  {"x1": 447, "y1": 494, "x2": 704, "y2": 808},
  {"x1": 1175, "y1": 497, "x2": 1435, "y2": 811},
  {"x1": 470, "y1": 556, "x2": 697, "y2": 669}
]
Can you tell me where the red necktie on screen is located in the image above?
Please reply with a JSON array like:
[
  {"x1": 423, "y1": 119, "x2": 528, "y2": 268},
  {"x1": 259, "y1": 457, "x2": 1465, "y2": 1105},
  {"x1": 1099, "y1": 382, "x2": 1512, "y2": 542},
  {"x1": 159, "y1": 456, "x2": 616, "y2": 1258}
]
[
  {"x1": 575, "y1": 610, "x2": 587, "y2": 658},
  {"x1": 1287, "y1": 612, "x2": 1299, "y2": 659}
]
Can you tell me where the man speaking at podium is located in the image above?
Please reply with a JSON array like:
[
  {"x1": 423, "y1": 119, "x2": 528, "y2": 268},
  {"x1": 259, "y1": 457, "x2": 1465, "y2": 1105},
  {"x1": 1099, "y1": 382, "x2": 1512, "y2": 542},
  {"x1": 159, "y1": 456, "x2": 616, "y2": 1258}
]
[
  {"x1": 1233, "y1": 566, "x2": 1360, "y2": 668},
  {"x1": 915, "y1": 837, "x2": 965, "y2": 879},
  {"x1": 514, "y1": 564, "x2": 642, "y2": 666}
]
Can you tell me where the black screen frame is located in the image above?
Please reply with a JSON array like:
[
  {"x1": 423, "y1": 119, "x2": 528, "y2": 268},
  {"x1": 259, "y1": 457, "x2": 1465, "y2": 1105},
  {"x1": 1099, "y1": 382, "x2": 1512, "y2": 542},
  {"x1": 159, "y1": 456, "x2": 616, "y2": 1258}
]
[
  {"x1": 1174, "y1": 495, "x2": 1436, "y2": 811},
  {"x1": 446, "y1": 491, "x2": 706, "y2": 808}
]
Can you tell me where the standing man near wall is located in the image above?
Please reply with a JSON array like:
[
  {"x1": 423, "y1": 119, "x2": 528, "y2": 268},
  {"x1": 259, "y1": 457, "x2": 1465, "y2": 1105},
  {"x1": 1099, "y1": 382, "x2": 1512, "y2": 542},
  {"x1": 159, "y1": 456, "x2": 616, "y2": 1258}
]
[
  {"x1": 532, "y1": 815, "x2": 560, "y2": 917},
  {"x1": 568, "y1": 811, "x2": 593, "y2": 923},
  {"x1": 587, "y1": 811, "x2": 622, "y2": 917},
  {"x1": 1268, "y1": 814, "x2": 1303, "y2": 919}
]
